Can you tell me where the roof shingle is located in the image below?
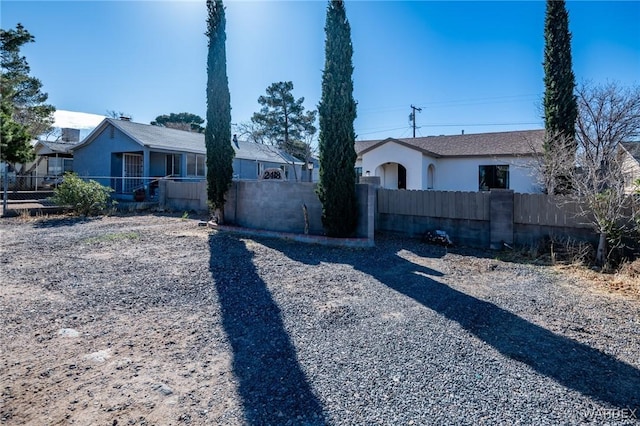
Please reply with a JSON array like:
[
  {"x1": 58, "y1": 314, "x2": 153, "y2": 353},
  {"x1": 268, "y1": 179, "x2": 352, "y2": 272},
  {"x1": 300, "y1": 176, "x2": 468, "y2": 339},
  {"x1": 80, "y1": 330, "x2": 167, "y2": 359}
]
[
  {"x1": 82, "y1": 118, "x2": 303, "y2": 164},
  {"x1": 356, "y1": 129, "x2": 545, "y2": 158}
]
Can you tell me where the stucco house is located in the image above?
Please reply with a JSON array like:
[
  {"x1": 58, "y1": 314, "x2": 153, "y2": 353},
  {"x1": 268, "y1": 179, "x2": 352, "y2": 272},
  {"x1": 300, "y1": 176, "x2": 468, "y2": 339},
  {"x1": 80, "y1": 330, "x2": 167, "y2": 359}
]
[
  {"x1": 620, "y1": 141, "x2": 640, "y2": 193},
  {"x1": 72, "y1": 118, "x2": 306, "y2": 198},
  {"x1": 355, "y1": 129, "x2": 545, "y2": 193}
]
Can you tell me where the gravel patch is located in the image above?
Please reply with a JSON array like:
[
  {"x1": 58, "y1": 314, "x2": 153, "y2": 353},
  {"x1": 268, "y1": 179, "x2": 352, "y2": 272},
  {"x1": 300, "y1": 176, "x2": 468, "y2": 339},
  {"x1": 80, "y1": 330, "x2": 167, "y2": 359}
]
[{"x1": 1, "y1": 214, "x2": 639, "y2": 425}]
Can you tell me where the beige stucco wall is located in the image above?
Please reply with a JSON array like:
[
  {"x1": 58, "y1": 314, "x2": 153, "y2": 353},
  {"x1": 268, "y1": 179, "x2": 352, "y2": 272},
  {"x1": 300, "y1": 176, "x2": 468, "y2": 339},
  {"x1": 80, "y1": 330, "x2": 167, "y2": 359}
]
[{"x1": 621, "y1": 150, "x2": 640, "y2": 194}]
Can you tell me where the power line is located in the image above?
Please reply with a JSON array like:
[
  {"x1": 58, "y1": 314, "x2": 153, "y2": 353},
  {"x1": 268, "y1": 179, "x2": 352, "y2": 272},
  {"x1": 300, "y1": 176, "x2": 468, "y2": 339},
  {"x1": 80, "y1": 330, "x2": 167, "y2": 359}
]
[
  {"x1": 357, "y1": 93, "x2": 541, "y2": 113},
  {"x1": 398, "y1": 127, "x2": 411, "y2": 139},
  {"x1": 421, "y1": 122, "x2": 540, "y2": 127},
  {"x1": 357, "y1": 125, "x2": 410, "y2": 136},
  {"x1": 417, "y1": 93, "x2": 541, "y2": 107},
  {"x1": 355, "y1": 121, "x2": 542, "y2": 138}
]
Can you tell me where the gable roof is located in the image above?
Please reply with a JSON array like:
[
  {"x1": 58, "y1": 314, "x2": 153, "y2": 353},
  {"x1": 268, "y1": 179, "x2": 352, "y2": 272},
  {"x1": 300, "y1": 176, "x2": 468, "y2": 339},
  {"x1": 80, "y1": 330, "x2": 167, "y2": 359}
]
[
  {"x1": 356, "y1": 129, "x2": 545, "y2": 158},
  {"x1": 232, "y1": 139, "x2": 304, "y2": 165},
  {"x1": 621, "y1": 142, "x2": 640, "y2": 162},
  {"x1": 75, "y1": 118, "x2": 303, "y2": 164},
  {"x1": 35, "y1": 140, "x2": 80, "y2": 156}
]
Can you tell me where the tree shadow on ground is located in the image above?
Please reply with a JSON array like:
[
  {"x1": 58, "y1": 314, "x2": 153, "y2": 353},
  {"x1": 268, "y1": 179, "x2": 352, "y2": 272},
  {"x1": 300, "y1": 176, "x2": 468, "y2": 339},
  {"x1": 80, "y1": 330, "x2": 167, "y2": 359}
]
[
  {"x1": 30, "y1": 216, "x2": 96, "y2": 228},
  {"x1": 208, "y1": 233, "x2": 327, "y2": 425},
  {"x1": 258, "y1": 235, "x2": 640, "y2": 412}
]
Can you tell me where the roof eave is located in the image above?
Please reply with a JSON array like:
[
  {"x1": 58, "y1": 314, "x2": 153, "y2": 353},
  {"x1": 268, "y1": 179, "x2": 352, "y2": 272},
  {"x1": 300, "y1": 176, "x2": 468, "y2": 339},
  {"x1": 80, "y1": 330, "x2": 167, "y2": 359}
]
[{"x1": 359, "y1": 137, "x2": 443, "y2": 158}]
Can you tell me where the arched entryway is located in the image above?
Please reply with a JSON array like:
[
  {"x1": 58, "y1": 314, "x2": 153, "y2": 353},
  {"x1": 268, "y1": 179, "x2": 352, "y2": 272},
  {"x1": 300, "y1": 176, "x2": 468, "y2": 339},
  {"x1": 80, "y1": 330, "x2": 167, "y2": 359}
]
[
  {"x1": 398, "y1": 164, "x2": 406, "y2": 189},
  {"x1": 374, "y1": 162, "x2": 407, "y2": 189}
]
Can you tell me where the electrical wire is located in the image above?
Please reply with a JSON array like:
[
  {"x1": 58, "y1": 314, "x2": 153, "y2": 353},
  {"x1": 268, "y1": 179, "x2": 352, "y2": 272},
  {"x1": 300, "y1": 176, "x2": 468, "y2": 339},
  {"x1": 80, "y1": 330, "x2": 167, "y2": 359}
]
[{"x1": 357, "y1": 93, "x2": 541, "y2": 113}]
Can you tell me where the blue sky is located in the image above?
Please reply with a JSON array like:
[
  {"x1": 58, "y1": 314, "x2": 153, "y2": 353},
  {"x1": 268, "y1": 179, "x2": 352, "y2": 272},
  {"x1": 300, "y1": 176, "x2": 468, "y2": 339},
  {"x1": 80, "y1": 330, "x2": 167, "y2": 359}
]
[{"x1": 1, "y1": 0, "x2": 639, "y2": 142}]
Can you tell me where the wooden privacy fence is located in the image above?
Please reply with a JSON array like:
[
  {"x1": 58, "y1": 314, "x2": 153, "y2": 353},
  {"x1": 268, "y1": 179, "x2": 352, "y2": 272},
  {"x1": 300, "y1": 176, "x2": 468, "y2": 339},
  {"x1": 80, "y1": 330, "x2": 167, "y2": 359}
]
[
  {"x1": 377, "y1": 189, "x2": 490, "y2": 221},
  {"x1": 378, "y1": 189, "x2": 591, "y2": 229},
  {"x1": 514, "y1": 193, "x2": 590, "y2": 228}
]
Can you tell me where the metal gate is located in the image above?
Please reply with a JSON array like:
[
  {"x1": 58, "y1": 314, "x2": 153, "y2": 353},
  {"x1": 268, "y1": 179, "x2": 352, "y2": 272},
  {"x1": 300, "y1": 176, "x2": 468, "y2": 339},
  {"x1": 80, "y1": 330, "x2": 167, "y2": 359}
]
[{"x1": 123, "y1": 153, "x2": 143, "y2": 192}]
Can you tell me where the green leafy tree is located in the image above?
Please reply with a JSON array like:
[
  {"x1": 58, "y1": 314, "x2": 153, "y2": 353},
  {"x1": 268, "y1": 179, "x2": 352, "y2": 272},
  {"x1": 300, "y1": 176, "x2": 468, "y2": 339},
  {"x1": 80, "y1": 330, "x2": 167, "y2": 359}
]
[
  {"x1": 151, "y1": 112, "x2": 205, "y2": 133},
  {"x1": 205, "y1": 0, "x2": 234, "y2": 223},
  {"x1": 1, "y1": 23, "x2": 55, "y2": 140},
  {"x1": 542, "y1": 0, "x2": 577, "y2": 193},
  {"x1": 250, "y1": 81, "x2": 317, "y2": 161},
  {"x1": 317, "y1": 0, "x2": 358, "y2": 237}
]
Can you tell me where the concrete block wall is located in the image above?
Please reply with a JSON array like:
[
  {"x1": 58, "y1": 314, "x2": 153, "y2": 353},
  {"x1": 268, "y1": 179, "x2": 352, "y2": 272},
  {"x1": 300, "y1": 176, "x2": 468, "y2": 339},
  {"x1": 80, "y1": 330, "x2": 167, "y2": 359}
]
[
  {"x1": 377, "y1": 214, "x2": 490, "y2": 247},
  {"x1": 224, "y1": 181, "x2": 373, "y2": 239},
  {"x1": 514, "y1": 223, "x2": 599, "y2": 249},
  {"x1": 224, "y1": 181, "x2": 324, "y2": 235}
]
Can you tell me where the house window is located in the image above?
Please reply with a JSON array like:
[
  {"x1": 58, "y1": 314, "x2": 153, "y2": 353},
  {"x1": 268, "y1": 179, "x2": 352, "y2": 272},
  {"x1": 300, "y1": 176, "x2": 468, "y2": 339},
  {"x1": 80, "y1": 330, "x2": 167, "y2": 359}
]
[
  {"x1": 166, "y1": 154, "x2": 181, "y2": 176},
  {"x1": 48, "y1": 158, "x2": 73, "y2": 176},
  {"x1": 186, "y1": 154, "x2": 205, "y2": 177},
  {"x1": 479, "y1": 165, "x2": 509, "y2": 191},
  {"x1": 355, "y1": 167, "x2": 362, "y2": 183},
  {"x1": 427, "y1": 164, "x2": 435, "y2": 189}
]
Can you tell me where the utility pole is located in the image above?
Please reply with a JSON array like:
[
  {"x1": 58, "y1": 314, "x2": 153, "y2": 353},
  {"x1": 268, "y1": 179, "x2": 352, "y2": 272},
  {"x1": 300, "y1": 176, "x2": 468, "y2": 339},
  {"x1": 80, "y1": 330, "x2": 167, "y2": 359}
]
[{"x1": 409, "y1": 105, "x2": 422, "y2": 138}]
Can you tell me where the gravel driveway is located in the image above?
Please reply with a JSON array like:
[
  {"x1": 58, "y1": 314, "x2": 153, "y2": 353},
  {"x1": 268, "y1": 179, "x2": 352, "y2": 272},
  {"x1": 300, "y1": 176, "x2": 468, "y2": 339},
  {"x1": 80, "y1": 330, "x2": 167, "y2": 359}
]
[{"x1": 1, "y1": 214, "x2": 639, "y2": 425}]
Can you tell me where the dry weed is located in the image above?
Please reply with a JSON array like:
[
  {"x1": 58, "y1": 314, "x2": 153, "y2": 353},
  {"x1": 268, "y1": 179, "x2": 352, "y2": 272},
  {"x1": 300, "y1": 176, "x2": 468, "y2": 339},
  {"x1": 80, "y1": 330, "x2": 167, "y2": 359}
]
[{"x1": 556, "y1": 260, "x2": 640, "y2": 300}]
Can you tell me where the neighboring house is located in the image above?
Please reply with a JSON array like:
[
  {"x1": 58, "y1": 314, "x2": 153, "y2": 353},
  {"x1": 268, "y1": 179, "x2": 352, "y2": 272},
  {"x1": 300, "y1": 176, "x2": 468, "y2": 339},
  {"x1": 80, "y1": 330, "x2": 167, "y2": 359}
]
[
  {"x1": 72, "y1": 118, "x2": 305, "y2": 197},
  {"x1": 35, "y1": 140, "x2": 76, "y2": 176},
  {"x1": 229, "y1": 134, "x2": 309, "y2": 182},
  {"x1": 355, "y1": 129, "x2": 545, "y2": 193},
  {"x1": 620, "y1": 141, "x2": 640, "y2": 193},
  {"x1": 1, "y1": 130, "x2": 80, "y2": 190}
]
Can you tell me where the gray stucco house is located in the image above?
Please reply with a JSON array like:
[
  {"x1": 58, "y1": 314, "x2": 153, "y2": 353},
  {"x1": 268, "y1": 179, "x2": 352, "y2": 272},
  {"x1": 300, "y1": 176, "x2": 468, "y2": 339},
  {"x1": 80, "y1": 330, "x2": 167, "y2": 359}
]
[{"x1": 72, "y1": 118, "x2": 306, "y2": 198}]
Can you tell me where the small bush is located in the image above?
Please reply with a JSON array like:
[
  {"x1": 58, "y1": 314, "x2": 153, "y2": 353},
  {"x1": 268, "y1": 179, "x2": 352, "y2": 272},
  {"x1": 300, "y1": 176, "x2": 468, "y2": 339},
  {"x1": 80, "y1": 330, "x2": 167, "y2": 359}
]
[{"x1": 51, "y1": 173, "x2": 114, "y2": 216}]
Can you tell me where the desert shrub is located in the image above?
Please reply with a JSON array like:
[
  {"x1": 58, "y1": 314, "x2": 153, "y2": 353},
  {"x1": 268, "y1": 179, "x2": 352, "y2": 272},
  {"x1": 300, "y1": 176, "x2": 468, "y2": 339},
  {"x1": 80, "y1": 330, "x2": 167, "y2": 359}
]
[{"x1": 51, "y1": 173, "x2": 114, "y2": 216}]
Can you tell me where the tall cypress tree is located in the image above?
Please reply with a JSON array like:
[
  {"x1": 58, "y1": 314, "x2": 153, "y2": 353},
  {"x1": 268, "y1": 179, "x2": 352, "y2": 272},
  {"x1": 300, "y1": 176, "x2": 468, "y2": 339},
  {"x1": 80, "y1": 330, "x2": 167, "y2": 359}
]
[
  {"x1": 205, "y1": 0, "x2": 234, "y2": 223},
  {"x1": 543, "y1": 0, "x2": 577, "y2": 191},
  {"x1": 317, "y1": 0, "x2": 358, "y2": 237}
]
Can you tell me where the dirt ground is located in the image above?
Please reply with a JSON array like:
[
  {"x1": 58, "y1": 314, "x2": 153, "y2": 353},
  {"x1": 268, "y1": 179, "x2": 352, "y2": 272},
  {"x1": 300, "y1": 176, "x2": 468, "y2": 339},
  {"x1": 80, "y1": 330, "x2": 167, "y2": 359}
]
[
  {"x1": 1, "y1": 213, "x2": 638, "y2": 425},
  {"x1": 1, "y1": 215, "x2": 234, "y2": 425}
]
